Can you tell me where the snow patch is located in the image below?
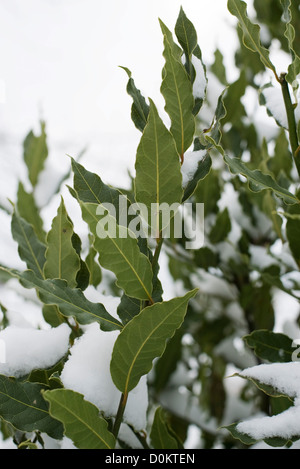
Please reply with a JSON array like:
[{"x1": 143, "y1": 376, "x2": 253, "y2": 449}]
[
  {"x1": 60, "y1": 323, "x2": 148, "y2": 431},
  {"x1": 0, "y1": 323, "x2": 70, "y2": 378}
]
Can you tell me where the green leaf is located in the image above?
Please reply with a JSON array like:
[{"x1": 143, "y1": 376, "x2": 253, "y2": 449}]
[
  {"x1": 227, "y1": 0, "x2": 278, "y2": 79},
  {"x1": 120, "y1": 67, "x2": 150, "y2": 132},
  {"x1": 286, "y1": 217, "x2": 300, "y2": 267},
  {"x1": 182, "y1": 152, "x2": 212, "y2": 202},
  {"x1": 224, "y1": 154, "x2": 300, "y2": 205},
  {"x1": 244, "y1": 330, "x2": 294, "y2": 363},
  {"x1": 211, "y1": 49, "x2": 228, "y2": 86},
  {"x1": 110, "y1": 289, "x2": 198, "y2": 394},
  {"x1": 175, "y1": 7, "x2": 198, "y2": 60},
  {"x1": 16, "y1": 182, "x2": 46, "y2": 243},
  {"x1": 0, "y1": 268, "x2": 122, "y2": 331},
  {"x1": 85, "y1": 243, "x2": 102, "y2": 288},
  {"x1": 150, "y1": 407, "x2": 179, "y2": 449},
  {"x1": 223, "y1": 423, "x2": 257, "y2": 446},
  {"x1": 135, "y1": 100, "x2": 183, "y2": 232},
  {"x1": 43, "y1": 389, "x2": 116, "y2": 449},
  {"x1": 80, "y1": 202, "x2": 153, "y2": 301},
  {"x1": 280, "y1": 0, "x2": 300, "y2": 93},
  {"x1": 23, "y1": 121, "x2": 48, "y2": 187},
  {"x1": 11, "y1": 209, "x2": 46, "y2": 279},
  {"x1": 222, "y1": 71, "x2": 246, "y2": 126},
  {"x1": 158, "y1": 19, "x2": 182, "y2": 60},
  {"x1": 71, "y1": 231, "x2": 90, "y2": 291},
  {"x1": 71, "y1": 158, "x2": 128, "y2": 226},
  {"x1": 160, "y1": 31, "x2": 195, "y2": 157},
  {"x1": 44, "y1": 197, "x2": 80, "y2": 288},
  {"x1": 262, "y1": 191, "x2": 283, "y2": 240},
  {"x1": 0, "y1": 375, "x2": 63, "y2": 439},
  {"x1": 153, "y1": 329, "x2": 183, "y2": 393},
  {"x1": 209, "y1": 208, "x2": 231, "y2": 244}
]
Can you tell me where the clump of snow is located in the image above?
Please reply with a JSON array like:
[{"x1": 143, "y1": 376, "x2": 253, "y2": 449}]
[
  {"x1": 0, "y1": 323, "x2": 70, "y2": 378},
  {"x1": 181, "y1": 150, "x2": 206, "y2": 187},
  {"x1": 192, "y1": 55, "x2": 207, "y2": 100},
  {"x1": 262, "y1": 85, "x2": 300, "y2": 130},
  {"x1": 60, "y1": 322, "x2": 148, "y2": 431},
  {"x1": 236, "y1": 362, "x2": 300, "y2": 441}
]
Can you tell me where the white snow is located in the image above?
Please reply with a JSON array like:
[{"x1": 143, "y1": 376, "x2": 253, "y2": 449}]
[
  {"x1": 236, "y1": 362, "x2": 300, "y2": 441},
  {"x1": 192, "y1": 55, "x2": 207, "y2": 100},
  {"x1": 60, "y1": 322, "x2": 148, "y2": 431},
  {"x1": 0, "y1": 323, "x2": 70, "y2": 378},
  {"x1": 181, "y1": 149, "x2": 207, "y2": 187},
  {"x1": 262, "y1": 85, "x2": 300, "y2": 130}
]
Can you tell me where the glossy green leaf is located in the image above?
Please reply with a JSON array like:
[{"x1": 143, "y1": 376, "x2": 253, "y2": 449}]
[
  {"x1": 110, "y1": 289, "x2": 198, "y2": 394},
  {"x1": 0, "y1": 268, "x2": 122, "y2": 331},
  {"x1": 23, "y1": 121, "x2": 48, "y2": 187},
  {"x1": 135, "y1": 100, "x2": 183, "y2": 232},
  {"x1": 158, "y1": 19, "x2": 182, "y2": 60},
  {"x1": 150, "y1": 407, "x2": 179, "y2": 449},
  {"x1": 44, "y1": 197, "x2": 80, "y2": 288},
  {"x1": 174, "y1": 7, "x2": 197, "y2": 60},
  {"x1": 0, "y1": 375, "x2": 63, "y2": 439},
  {"x1": 80, "y1": 202, "x2": 153, "y2": 301},
  {"x1": 120, "y1": 67, "x2": 149, "y2": 132},
  {"x1": 11, "y1": 210, "x2": 46, "y2": 279},
  {"x1": 44, "y1": 389, "x2": 116, "y2": 449},
  {"x1": 224, "y1": 154, "x2": 300, "y2": 205},
  {"x1": 160, "y1": 31, "x2": 195, "y2": 157},
  {"x1": 244, "y1": 330, "x2": 294, "y2": 363},
  {"x1": 227, "y1": 0, "x2": 278, "y2": 79}
]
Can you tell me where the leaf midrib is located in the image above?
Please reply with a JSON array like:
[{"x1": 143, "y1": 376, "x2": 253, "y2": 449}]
[{"x1": 47, "y1": 395, "x2": 114, "y2": 449}]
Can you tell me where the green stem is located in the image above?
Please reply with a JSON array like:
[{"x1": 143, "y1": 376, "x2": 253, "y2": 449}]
[
  {"x1": 279, "y1": 73, "x2": 300, "y2": 178},
  {"x1": 112, "y1": 392, "x2": 128, "y2": 440},
  {"x1": 128, "y1": 425, "x2": 150, "y2": 449}
]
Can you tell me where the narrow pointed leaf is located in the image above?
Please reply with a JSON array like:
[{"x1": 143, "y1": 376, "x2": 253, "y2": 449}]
[
  {"x1": 158, "y1": 19, "x2": 182, "y2": 60},
  {"x1": 161, "y1": 33, "x2": 195, "y2": 157},
  {"x1": 17, "y1": 182, "x2": 46, "y2": 242},
  {"x1": 120, "y1": 66, "x2": 149, "y2": 132},
  {"x1": 224, "y1": 154, "x2": 300, "y2": 205},
  {"x1": 71, "y1": 158, "x2": 128, "y2": 226},
  {"x1": 110, "y1": 289, "x2": 198, "y2": 394},
  {"x1": 0, "y1": 268, "x2": 122, "y2": 331},
  {"x1": 227, "y1": 0, "x2": 278, "y2": 79},
  {"x1": 44, "y1": 389, "x2": 116, "y2": 449},
  {"x1": 80, "y1": 202, "x2": 153, "y2": 301},
  {"x1": 150, "y1": 407, "x2": 179, "y2": 449},
  {"x1": 135, "y1": 100, "x2": 183, "y2": 231},
  {"x1": 11, "y1": 210, "x2": 46, "y2": 279},
  {"x1": 175, "y1": 7, "x2": 198, "y2": 60},
  {"x1": 0, "y1": 375, "x2": 63, "y2": 439},
  {"x1": 23, "y1": 121, "x2": 48, "y2": 187},
  {"x1": 44, "y1": 197, "x2": 80, "y2": 288}
]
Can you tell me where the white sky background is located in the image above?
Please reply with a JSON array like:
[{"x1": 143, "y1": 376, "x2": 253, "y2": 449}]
[{"x1": 0, "y1": 0, "x2": 238, "y2": 194}]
